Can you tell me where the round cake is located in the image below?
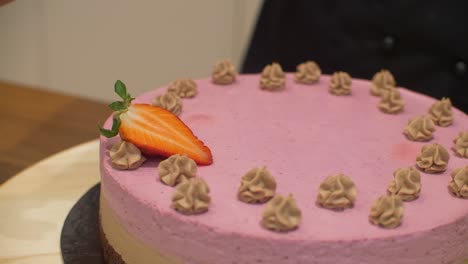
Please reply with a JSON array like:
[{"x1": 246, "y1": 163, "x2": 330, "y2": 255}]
[{"x1": 99, "y1": 70, "x2": 468, "y2": 263}]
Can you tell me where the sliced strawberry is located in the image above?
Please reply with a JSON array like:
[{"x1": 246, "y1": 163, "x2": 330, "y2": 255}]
[
  {"x1": 119, "y1": 104, "x2": 213, "y2": 165},
  {"x1": 100, "y1": 80, "x2": 213, "y2": 165}
]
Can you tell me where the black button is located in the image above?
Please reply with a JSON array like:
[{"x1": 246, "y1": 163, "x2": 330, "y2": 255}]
[
  {"x1": 382, "y1": 36, "x2": 395, "y2": 51},
  {"x1": 454, "y1": 61, "x2": 466, "y2": 76}
]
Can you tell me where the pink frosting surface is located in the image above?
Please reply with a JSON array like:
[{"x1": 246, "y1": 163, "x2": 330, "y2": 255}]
[{"x1": 100, "y1": 74, "x2": 468, "y2": 263}]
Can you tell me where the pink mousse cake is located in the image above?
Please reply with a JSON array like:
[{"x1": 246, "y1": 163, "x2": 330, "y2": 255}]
[{"x1": 99, "y1": 73, "x2": 468, "y2": 264}]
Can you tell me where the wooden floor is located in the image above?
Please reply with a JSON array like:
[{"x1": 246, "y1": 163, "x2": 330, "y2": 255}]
[{"x1": 0, "y1": 80, "x2": 111, "y2": 184}]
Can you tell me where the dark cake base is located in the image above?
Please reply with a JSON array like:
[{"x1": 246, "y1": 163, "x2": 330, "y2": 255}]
[
  {"x1": 60, "y1": 183, "x2": 105, "y2": 264},
  {"x1": 99, "y1": 222, "x2": 126, "y2": 264}
]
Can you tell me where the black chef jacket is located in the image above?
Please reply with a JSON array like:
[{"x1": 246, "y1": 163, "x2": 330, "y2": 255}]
[{"x1": 242, "y1": 0, "x2": 468, "y2": 113}]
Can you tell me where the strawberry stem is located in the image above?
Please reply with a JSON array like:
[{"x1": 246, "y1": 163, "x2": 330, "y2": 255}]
[{"x1": 99, "y1": 80, "x2": 134, "y2": 138}]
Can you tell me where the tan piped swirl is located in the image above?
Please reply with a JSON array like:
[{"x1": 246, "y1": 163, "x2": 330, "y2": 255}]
[
  {"x1": 212, "y1": 59, "x2": 237, "y2": 85},
  {"x1": 167, "y1": 79, "x2": 197, "y2": 98},
  {"x1": 317, "y1": 174, "x2": 357, "y2": 209},
  {"x1": 158, "y1": 154, "x2": 197, "y2": 186},
  {"x1": 416, "y1": 143, "x2": 450, "y2": 173},
  {"x1": 369, "y1": 195, "x2": 404, "y2": 229},
  {"x1": 238, "y1": 166, "x2": 277, "y2": 203},
  {"x1": 403, "y1": 115, "x2": 435, "y2": 141},
  {"x1": 109, "y1": 140, "x2": 146, "y2": 170},
  {"x1": 329, "y1": 71, "x2": 352, "y2": 96},
  {"x1": 370, "y1": 70, "x2": 396, "y2": 96},
  {"x1": 152, "y1": 92, "x2": 182, "y2": 116},
  {"x1": 294, "y1": 61, "x2": 321, "y2": 84},
  {"x1": 378, "y1": 88, "x2": 404, "y2": 114},
  {"x1": 453, "y1": 131, "x2": 468, "y2": 158},
  {"x1": 428, "y1": 97, "x2": 454, "y2": 127},
  {"x1": 387, "y1": 167, "x2": 421, "y2": 201},
  {"x1": 262, "y1": 194, "x2": 302, "y2": 232},
  {"x1": 448, "y1": 166, "x2": 468, "y2": 198},
  {"x1": 260, "y1": 63, "x2": 286, "y2": 91},
  {"x1": 172, "y1": 177, "x2": 210, "y2": 214}
]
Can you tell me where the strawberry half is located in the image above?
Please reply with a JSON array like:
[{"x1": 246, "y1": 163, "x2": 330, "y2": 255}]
[{"x1": 100, "y1": 80, "x2": 213, "y2": 165}]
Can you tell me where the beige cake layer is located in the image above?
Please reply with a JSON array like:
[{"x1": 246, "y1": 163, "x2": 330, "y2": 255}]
[{"x1": 100, "y1": 193, "x2": 181, "y2": 264}]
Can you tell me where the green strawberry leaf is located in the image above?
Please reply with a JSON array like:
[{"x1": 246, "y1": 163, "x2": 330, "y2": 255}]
[
  {"x1": 111, "y1": 115, "x2": 121, "y2": 131},
  {"x1": 114, "y1": 80, "x2": 127, "y2": 100},
  {"x1": 99, "y1": 115, "x2": 121, "y2": 138},
  {"x1": 108, "y1": 101, "x2": 126, "y2": 111},
  {"x1": 99, "y1": 80, "x2": 131, "y2": 136},
  {"x1": 99, "y1": 127, "x2": 119, "y2": 138}
]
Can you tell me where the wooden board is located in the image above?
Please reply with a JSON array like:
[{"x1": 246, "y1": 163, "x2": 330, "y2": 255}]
[{"x1": 0, "y1": 140, "x2": 100, "y2": 264}]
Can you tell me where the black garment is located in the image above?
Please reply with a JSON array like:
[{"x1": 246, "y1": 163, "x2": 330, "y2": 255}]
[{"x1": 243, "y1": 0, "x2": 468, "y2": 113}]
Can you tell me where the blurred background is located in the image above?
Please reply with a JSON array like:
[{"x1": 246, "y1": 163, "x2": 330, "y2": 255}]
[{"x1": 0, "y1": 0, "x2": 263, "y2": 101}]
